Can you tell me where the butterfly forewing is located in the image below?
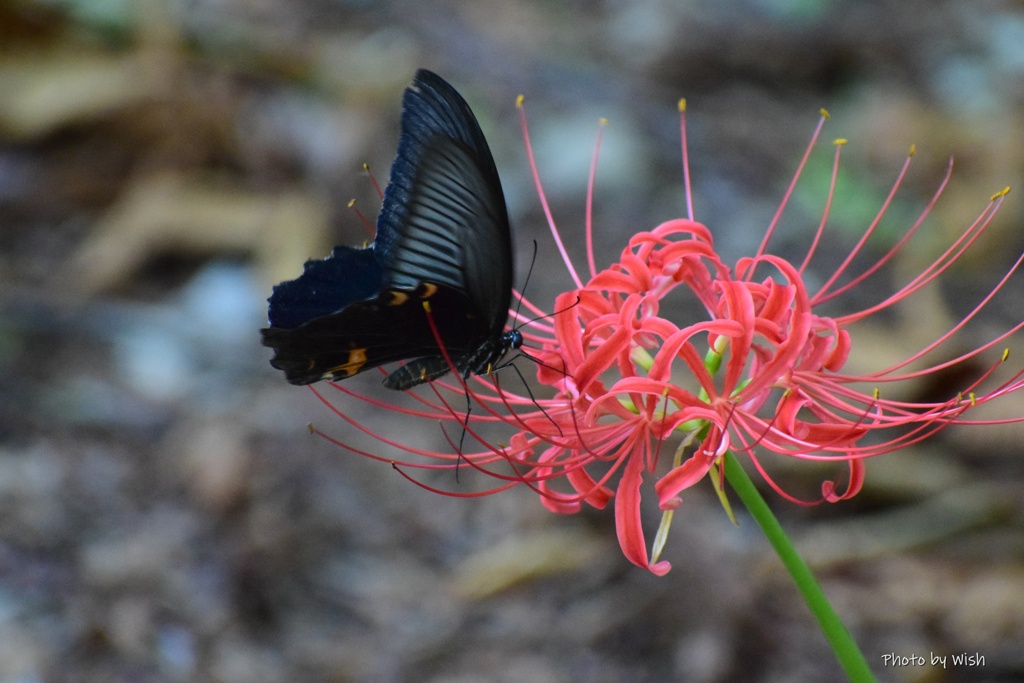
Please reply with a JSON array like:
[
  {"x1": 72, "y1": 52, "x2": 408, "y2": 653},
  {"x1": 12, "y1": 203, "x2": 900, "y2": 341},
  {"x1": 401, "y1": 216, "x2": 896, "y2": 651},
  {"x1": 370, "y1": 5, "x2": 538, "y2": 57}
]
[{"x1": 395, "y1": 136, "x2": 513, "y2": 324}]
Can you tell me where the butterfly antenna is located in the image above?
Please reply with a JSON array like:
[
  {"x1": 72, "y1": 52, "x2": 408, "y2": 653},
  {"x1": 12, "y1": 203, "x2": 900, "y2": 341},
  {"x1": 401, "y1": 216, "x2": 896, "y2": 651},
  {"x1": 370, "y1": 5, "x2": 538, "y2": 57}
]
[
  {"x1": 496, "y1": 233, "x2": 581, "y2": 438},
  {"x1": 519, "y1": 294, "x2": 582, "y2": 329},
  {"x1": 500, "y1": 239, "x2": 565, "y2": 434},
  {"x1": 511, "y1": 240, "x2": 539, "y2": 326}
]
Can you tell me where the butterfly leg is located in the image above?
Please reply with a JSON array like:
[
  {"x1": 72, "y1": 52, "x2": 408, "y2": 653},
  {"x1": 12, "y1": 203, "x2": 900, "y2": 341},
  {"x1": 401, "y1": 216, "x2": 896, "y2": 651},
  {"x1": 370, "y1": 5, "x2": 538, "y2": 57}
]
[
  {"x1": 453, "y1": 380, "x2": 475, "y2": 480},
  {"x1": 493, "y1": 354, "x2": 564, "y2": 439}
]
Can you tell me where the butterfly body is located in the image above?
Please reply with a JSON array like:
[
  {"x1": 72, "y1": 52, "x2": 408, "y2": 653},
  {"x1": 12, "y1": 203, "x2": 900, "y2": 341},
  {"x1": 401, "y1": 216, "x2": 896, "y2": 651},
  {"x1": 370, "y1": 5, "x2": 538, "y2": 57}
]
[{"x1": 261, "y1": 70, "x2": 517, "y2": 388}]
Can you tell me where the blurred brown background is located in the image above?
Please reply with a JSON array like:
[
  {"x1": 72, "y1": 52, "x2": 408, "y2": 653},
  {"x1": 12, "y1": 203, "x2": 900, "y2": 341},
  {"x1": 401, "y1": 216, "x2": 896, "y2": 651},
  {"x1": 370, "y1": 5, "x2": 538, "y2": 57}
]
[{"x1": 2, "y1": 0, "x2": 1024, "y2": 681}]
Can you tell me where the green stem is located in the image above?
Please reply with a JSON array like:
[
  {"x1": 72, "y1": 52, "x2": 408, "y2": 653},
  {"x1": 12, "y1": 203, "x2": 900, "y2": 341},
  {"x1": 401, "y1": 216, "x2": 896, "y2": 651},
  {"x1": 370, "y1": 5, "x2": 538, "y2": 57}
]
[{"x1": 723, "y1": 452, "x2": 876, "y2": 682}]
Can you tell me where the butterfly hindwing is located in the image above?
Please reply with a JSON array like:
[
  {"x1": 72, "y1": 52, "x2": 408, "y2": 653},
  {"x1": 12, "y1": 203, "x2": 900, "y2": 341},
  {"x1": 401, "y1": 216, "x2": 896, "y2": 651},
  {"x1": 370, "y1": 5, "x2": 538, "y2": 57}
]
[
  {"x1": 261, "y1": 70, "x2": 515, "y2": 388},
  {"x1": 262, "y1": 284, "x2": 492, "y2": 385},
  {"x1": 264, "y1": 245, "x2": 381, "y2": 330}
]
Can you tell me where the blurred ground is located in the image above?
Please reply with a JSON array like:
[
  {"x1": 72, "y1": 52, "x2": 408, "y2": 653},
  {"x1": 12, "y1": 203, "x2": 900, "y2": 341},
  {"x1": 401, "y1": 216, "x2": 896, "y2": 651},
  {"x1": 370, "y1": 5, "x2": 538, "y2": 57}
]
[{"x1": 2, "y1": 1, "x2": 1024, "y2": 681}]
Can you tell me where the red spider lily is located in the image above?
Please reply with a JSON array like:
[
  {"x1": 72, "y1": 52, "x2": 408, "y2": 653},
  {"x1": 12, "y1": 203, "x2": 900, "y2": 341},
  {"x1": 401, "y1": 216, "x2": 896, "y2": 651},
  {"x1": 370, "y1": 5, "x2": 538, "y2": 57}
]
[{"x1": 311, "y1": 98, "x2": 1024, "y2": 576}]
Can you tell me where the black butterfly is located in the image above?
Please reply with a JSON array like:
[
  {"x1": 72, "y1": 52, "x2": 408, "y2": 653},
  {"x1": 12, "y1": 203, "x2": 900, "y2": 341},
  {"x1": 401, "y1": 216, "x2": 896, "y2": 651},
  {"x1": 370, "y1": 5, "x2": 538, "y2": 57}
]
[{"x1": 260, "y1": 69, "x2": 521, "y2": 390}]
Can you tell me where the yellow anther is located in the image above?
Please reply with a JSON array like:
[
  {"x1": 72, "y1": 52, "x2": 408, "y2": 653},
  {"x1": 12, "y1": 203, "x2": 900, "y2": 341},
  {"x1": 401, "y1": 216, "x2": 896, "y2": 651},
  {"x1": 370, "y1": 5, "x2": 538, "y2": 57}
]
[
  {"x1": 516, "y1": 94, "x2": 525, "y2": 108},
  {"x1": 678, "y1": 98, "x2": 687, "y2": 112},
  {"x1": 1002, "y1": 348, "x2": 1010, "y2": 362},
  {"x1": 820, "y1": 108, "x2": 830, "y2": 119},
  {"x1": 834, "y1": 138, "x2": 848, "y2": 146},
  {"x1": 908, "y1": 144, "x2": 916, "y2": 157},
  {"x1": 991, "y1": 186, "x2": 1011, "y2": 200}
]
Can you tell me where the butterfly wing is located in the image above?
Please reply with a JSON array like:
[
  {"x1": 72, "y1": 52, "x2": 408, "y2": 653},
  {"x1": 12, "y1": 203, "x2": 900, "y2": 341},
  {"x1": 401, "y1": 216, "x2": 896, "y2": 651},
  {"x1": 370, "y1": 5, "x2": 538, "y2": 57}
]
[
  {"x1": 263, "y1": 245, "x2": 381, "y2": 331},
  {"x1": 376, "y1": 70, "x2": 513, "y2": 339},
  {"x1": 261, "y1": 70, "x2": 513, "y2": 387},
  {"x1": 261, "y1": 284, "x2": 483, "y2": 385}
]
